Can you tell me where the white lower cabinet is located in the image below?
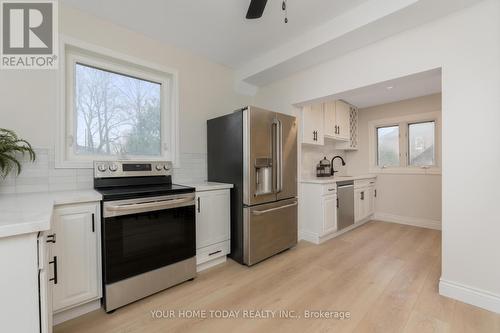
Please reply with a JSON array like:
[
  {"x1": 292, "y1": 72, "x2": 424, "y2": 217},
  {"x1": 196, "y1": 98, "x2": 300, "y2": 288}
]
[
  {"x1": 322, "y1": 194, "x2": 338, "y2": 234},
  {"x1": 39, "y1": 231, "x2": 54, "y2": 333},
  {"x1": 51, "y1": 202, "x2": 102, "y2": 314},
  {"x1": 195, "y1": 188, "x2": 231, "y2": 271},
  {"x1": 300, "y1": 183, "x2": 338, "y2": 244},
  {"x1": 354, "y1": 179, "x2": 376, "y2": 222}
]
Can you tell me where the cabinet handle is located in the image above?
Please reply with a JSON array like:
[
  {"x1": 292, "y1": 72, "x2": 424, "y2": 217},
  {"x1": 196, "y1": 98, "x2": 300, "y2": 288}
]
[
  {"x1": 361, "y1": 191, "x2": 364, "y2": 200},
  {"x1": 208, "y1": 250, "x2": 222, "y2": 256},
  {"x1": 197, "y1": 197, "x2": 201, "y2": 213},
  {"x1": 49, "y1": 256, "x2": 58, "y2": 285},
  {"x1": 46, "y1": 234, "x2": 56, "y2": 243},
  {"x1": 336, "y1": 198, "x2": 339, "y2": 208},
  {"x1": 374, "y1": 189, "x2": 377, "y2": 198},
  {"x1": 91, "y1": 213, "x2": 95, "y2": 233}
]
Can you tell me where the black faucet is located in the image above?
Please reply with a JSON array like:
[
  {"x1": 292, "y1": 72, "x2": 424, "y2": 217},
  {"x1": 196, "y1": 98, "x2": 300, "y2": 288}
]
[{"x1": 331, "y1": 155, "x2": 346, "y2": 176}]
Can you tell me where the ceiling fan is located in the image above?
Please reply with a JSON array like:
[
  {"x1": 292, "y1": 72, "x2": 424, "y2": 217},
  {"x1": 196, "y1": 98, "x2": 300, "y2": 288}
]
[{"x1": 246, "y1": 0, "x2": 288, "y2": 23}]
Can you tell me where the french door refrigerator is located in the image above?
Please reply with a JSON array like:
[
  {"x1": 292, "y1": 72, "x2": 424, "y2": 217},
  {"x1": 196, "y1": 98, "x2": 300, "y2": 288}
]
[{"x1": 207, "y1": 106, "x2": 297, "y2": 265}]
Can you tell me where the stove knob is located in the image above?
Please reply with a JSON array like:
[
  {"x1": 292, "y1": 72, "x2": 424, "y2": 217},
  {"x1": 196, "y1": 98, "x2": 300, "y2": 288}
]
[
  {"x1": 163, "y1": 165, "x2": 170, "y2": 171},
  {"x1": 97, "y1": 164, "x2": 108, "y2": 172},
  {"x1": 156, "y1": 164, "x2": 163, "y2": 171},
  {"x1": 109, "y1": 164, "x2": 118, "y2": 172}
]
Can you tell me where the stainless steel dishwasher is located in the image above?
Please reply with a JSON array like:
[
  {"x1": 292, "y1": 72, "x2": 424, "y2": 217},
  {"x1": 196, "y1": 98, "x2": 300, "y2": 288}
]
[{"x1": 337, "y1": 181, "x2": 354, "y2": 230}]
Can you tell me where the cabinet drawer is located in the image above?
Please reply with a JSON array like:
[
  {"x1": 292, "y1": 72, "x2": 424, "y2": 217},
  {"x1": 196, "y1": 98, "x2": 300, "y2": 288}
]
[
  {"x1": 196, "y1": 240, "x2": 230, "y2": 265},
  {"x1": 322, "y1": 184, "x2": 337, "y2": 195},
  {"x1": 354, "y1": 179, "x2": 375, "y2": 189}
]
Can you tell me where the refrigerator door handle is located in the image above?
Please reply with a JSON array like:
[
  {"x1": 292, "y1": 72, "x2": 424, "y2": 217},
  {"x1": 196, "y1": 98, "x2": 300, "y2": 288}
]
[
  {"x1": 273, "y1": 120, "x2": 279, "y2": 193},
  {"x1": 277, "y1": 119, "x2": 283, "y2": 193},
  {"x1": 252, "y1": 201, "x2": 298, "y2": 215}
]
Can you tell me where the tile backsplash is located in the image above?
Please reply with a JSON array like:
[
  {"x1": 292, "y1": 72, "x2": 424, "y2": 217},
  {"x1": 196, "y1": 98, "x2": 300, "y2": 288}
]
[
  {"x1": 301, "y1": 141, "x2": 347, "y2": 179},
  {"x1": 0, "y1": 148, "x2": 207, "y2": 194}
]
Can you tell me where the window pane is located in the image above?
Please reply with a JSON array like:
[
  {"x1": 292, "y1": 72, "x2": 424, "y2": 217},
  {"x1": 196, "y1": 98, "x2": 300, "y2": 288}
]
[
  {"x1": 409, "y1": 121, "x2": 435, "y2": 166},
  {"x1": 75, "y1": 63, "x2": 162, "y2": 157},
  {"x1": 377, "y1": 126, "x2": 399, "y2": 167}
]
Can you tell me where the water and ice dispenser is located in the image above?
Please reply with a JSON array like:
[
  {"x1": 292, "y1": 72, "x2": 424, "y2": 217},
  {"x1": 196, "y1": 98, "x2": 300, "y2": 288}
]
[{"x1": 255, "y1": 157, "x2": 273, "y2": 196}]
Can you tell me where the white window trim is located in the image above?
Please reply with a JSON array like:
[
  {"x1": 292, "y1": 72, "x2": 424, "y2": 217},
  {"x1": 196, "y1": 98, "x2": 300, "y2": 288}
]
[
  {"x1": 368, "y1": 111, "x2": 441, "y2": 175},
  {"x1": 56, "y1": 35, "x2": 179, "y2": 168}
]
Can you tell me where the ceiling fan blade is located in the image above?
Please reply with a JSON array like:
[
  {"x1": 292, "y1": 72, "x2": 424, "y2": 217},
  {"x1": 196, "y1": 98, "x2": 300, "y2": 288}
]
[{"x1": 246, "y1": 0, "x2": 268, "y2": 19}]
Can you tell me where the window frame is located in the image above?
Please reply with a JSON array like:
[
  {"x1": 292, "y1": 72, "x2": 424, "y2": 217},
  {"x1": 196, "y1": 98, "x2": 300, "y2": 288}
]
[
  {"x1": 407, "y1": 120, "x2": 436, "y2": 168},
  {"x1": 376, "y1": 124, "x2": 400, "y2": 168},
  {"x1": 56, "y1": 36, "x2": 179, "y2": 168},
  {"x1": 369, "y1": 111, "x2": 441, "y2": 175}
]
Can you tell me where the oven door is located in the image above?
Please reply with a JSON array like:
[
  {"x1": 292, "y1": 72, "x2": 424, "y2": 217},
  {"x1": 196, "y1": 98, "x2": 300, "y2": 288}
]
[{"x1": 102, "y1": 193, "x2": 196, "y2": 284}]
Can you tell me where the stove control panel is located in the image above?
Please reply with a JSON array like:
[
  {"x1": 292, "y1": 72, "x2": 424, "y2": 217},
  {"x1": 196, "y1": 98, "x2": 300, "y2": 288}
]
[{"x1": 94, "y1": 161, "x2": 172, "y2": 178}]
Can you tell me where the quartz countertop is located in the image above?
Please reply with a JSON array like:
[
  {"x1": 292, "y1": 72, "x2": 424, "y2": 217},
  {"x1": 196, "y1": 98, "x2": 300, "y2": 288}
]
[
  {"x1": 0, "y1": 190, "x2": 102, "y2": 239},
  {"x1": 300, "y1": 175, "x2": 376, "y2": 184},
  {"x1": 178, "y1": 181, "x2": 234, "y2": 192}
]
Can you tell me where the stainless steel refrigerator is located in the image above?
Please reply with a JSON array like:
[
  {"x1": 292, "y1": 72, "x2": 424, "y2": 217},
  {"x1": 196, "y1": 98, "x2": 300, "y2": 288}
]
[{"x1": 207, "y1": 106, "x2": 298, "y2": 265}]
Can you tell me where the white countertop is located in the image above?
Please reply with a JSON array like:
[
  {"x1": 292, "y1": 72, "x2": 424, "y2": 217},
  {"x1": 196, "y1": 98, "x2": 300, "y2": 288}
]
[
  {"x1": 178, "y1": 181, "x2": 233, "y2": 192},
  {"x1": 301, "y1": 175, "x2": 376, "y2": 184},
  {"x1": 0, "y1": 190, "x2": 102, "y2": 239}
]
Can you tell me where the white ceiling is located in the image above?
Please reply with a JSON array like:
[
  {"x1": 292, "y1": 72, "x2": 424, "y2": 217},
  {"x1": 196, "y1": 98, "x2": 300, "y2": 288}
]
[
  {"x1": 60, "y1": 0, "x2": 367, "y2": 68},
  {"x1": 61, "y1": 0, "x2": 480, "y2": 89},
  {"x1": 298, "y1": 68, "x2": 442, "y2": 108}
]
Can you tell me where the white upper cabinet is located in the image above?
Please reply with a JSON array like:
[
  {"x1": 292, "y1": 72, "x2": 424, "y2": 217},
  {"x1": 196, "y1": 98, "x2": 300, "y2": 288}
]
[
  {"x1": 324, "y1": 101, "x2": 336, "y2": 137},
  {"x1": 324, "y1": 100, "x2": 350, "y2": 141},
  {"x1": 334, "y1": 100, "x2": 351, "y2": 141},
  {"x1": 302, "y1": 103, "x2": 324, "y2": 145},
  {"x1": 52, "y1": 202, "x2": 101, "y2": 313}
]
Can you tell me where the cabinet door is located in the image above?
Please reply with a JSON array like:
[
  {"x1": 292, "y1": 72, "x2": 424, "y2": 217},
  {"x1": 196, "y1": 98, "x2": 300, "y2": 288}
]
[
  {"x1": 302, "y1": 104, "x2": 324, "y2": 145},
  {"x1": 196, "y1": 190, "x2": 231, "y2": 249},
  {"x1": 52, "y1": 203, "x2": 101, "y2": 312},
  {"x1": 367, "y1": 185, "x2": 375, "y2": 216},
  {"x1": 323, "y1": 101, "x2": 336, "y2": 137},
  {"x1": 38, "y1": 232, "x2": 53, "y2": 333},
  {"x1": 335, "y1": 101, "x2": 351, "y2": 141},
  {"x1": 354, "y1": 189, "x2": 364, "y2": 222},
  {"x1": 196, "y1": 191, "x2": 212, "y2": 249},
  {"x1": 322, "y1": 194, "x2": 337, "y2": 234}
]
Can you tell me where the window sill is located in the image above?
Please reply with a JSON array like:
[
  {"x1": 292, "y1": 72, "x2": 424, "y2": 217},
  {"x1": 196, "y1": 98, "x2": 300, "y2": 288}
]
[{"x1": 369, "y1": 167, "x2": 441, "y2": 175}]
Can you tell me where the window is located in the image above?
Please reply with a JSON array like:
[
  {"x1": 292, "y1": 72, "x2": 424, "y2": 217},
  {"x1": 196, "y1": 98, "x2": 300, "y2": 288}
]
[
  {"x1": 408, "y1": 121, "x2": 435, "y2": 166},
  {"x1": 377, "y1": 126, "x2": 400, "y2": 167},
  {"x1": 75, "y1": 64, "x2": 162, "y2": 157},
  {"x1": 369, "y1": 112, "x2": 440, "y2": 174},
  {"x1": 57, "y1": 41, "x2": 178, "y2": 168}
]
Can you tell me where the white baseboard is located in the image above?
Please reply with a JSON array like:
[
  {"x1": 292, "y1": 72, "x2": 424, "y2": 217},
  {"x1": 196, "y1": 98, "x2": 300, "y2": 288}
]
[
  {"x1": 53, "y1": 299, "x2": 102, "y2": 325},
  {"x1": 196, "y1": 255, "x2": 227, "y2": 272},
  {"x1": 299, "y1": 217, "x2": 371, "y2": 245},
  {"x1": 373, "y1": 212, "x2": 441, "y2": 230},
  {"x1": 439, "y1": 279, "x2": 500, "y2": 314},
  {"x1": 298, "y1": 229, "x2": 320, "y2": 244}
]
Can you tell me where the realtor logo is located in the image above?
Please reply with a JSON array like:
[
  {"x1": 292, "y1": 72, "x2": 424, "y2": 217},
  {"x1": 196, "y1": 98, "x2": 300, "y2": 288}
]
[{"x1": 1, "y1": 0, "x2": 58, "y2": 69}]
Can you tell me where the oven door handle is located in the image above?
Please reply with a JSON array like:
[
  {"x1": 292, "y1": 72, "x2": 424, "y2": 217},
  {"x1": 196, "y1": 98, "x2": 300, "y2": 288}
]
[{"x1": 106, "y1": 197, "x2": 195, "y2": 213}]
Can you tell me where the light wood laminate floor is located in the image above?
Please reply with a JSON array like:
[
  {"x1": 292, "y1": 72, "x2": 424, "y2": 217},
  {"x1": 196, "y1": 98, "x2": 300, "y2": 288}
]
[{"x1": 55, "y1": 221, "x2": 500, "y2": 333}]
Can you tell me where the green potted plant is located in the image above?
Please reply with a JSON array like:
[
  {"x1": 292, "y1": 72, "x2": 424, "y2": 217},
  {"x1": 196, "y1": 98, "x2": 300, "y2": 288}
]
[{"x1": 0, "y1": 128, "x2": 36, "y2": 178}]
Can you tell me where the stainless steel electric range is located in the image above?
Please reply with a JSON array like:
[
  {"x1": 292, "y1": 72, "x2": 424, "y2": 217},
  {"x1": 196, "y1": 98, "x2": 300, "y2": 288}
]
[{"x1": 93, "y1": 160, "x2": 196, "y2": 312}]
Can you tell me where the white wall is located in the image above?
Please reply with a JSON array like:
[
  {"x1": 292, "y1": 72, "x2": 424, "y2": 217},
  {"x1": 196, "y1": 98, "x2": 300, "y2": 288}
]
[
  {"x1": 347, "y1": 94, "x2": 442, "y2": 223},
  {"x1": 253, "y1": 0, "x2": 500, "y2": 312},
  {"x1": 0, "y1": 4, "x2": 249, "y2": 192},
  {"x1": 301, "y1": 142, "x2": 347, "y2": 179}
]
